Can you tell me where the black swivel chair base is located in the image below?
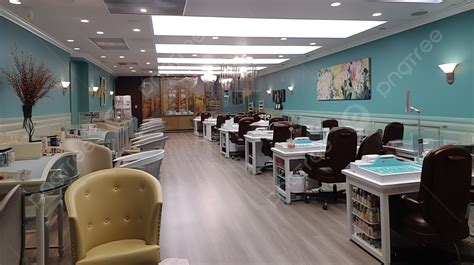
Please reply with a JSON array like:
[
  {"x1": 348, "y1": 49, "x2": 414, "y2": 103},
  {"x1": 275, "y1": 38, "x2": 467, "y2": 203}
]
[
  {"x1": 304, "y1": 184, "x2": 346, "y2": 210},
  {"x1": 260, "y1": 161, "x2": 273, "y2": 172},
  {"x1": 230, "y1": 151, "x2": 245, "y2": 160}
]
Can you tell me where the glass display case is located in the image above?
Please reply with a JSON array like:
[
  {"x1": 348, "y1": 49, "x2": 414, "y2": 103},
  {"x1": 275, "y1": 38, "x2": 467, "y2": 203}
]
[{"x1": 161, "y1": 77, "x2": 197, "y2": 116}]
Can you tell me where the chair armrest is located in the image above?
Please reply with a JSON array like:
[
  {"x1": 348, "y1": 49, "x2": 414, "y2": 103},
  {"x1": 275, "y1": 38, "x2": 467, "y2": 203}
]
[
  {"x1": 400, "y1": 194, "x2": 423, "y2": 211},
  {"x1": 303, "y1": 153, "x2": 328, "y2": 174}
]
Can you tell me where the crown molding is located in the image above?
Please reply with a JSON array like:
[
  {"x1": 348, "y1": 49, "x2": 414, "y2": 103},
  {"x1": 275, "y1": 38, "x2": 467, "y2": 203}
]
[
  {"x1": 258, "y1": 2, "x2": 474, "y2": 77},
  {"x1": 0, "y1": 6, "x2": 115, "y2": 76}
]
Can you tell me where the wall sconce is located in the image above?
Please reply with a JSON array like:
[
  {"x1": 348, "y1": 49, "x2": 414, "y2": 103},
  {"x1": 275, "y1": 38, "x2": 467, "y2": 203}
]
[
  {"x1": 287, "y1": 86, "x2": 294, "y2": 94},
  {"x1": 61, "y1": 81, "x2": 70, "y2": 95},
  {"x1": 110, "y1": 90, "x2": 114, "y2": 96},
  {"x1": 91, "y1": 86, "x2": 99, "y2": 96},
  {"x1": 438, "y1": 63, "x2": 458, "y2": 85},
  {"x1": 266, "y1": 88, "x2": 272, "y2": 95}
]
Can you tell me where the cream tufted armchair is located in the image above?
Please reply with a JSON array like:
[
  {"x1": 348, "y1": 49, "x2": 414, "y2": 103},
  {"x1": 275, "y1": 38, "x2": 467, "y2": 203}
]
[
  {"x1": 62, "y1": 139, "x2": 113, "y2": 177},
  {"x1": 65, "y1": 168, "x2": 163, "y2": 265}
]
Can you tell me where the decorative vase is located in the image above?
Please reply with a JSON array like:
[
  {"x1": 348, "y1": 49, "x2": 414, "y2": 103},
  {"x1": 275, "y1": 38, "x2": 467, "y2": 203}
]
[{"x1": 22, "y1": 104, "x2": 35, "y2": 142}]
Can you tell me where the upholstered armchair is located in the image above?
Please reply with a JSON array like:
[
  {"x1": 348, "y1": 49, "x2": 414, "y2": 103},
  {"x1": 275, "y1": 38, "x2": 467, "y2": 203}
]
[
  {"x1": 65, "y1": 168, "x2": 163, "y2": 265},
  {"x1": 62, "y1": 139, "x2": 113, "y2": 177}
]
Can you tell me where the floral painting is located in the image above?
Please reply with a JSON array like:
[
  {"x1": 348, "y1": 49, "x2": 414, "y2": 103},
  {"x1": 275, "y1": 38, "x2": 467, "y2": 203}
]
[{"x1": 317, "y1": 58, "x2": 371, "y2": 100}]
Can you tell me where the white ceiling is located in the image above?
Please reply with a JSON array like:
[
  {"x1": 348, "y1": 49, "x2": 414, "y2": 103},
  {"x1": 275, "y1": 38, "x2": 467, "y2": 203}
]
[{"x1": 0, "y1": 0, "x2": 472, "y2": 76}]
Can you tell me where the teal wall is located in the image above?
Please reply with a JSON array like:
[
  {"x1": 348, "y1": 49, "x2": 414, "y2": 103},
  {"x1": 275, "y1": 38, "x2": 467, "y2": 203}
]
[
  {"x1": 70, "y1": 59, "x2": 115, "y2": 124},
  {"x1": 256, "y1": 10, "x2": 474, "y2": 119},
  {"x1": 0, "y1": 17, "x2": 71, "y2": 118},
  {"x1": 0, "y1": 16, "x2": 114, "y2": 123}
]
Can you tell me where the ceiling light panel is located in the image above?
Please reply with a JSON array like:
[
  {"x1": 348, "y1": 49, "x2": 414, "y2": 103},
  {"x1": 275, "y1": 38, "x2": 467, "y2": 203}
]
[
  {"x1": 155, "y1": 44, "x2": 321, "y2": 55},
  {"x1": 157, "y1": 66, "x2": 266, "y2": 71},
  {"x1": 157, "y1": 70, "x2": 261, "y2": 75},
  {"x1": 152, "y1": 16, "x2": 386, "y2": 38},
  {"x1": 369, "y1": 0, "x2": 442, "y2": 3},
  {"x1": 156, "y1": 58, "x2": 289, "y2": 65}
]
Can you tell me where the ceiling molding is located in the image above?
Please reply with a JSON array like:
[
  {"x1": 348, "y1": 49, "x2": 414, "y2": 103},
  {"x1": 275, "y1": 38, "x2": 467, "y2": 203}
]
[
  {"x1": 0, "y1": 6, "x2": 115, "y2": 76},
  {"x1": 257, "y1": 1, "x2": 474, "y2": 77}
]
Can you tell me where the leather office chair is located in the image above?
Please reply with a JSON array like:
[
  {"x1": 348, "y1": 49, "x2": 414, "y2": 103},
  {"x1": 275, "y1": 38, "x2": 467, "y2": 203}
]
[
  {"x1": 382, "y1": 122, "x2": 404, "y2": 145},
  {"x1": 252, "y1": 112, "x2": 267, "y2": 121},
  {"x1": 233, "y1": 115, "x2": 246, "y2": 124},
  {"x1": 65, "y1": 168, "x2": 163, "y2": 265},
  {"x1": 198, "y1": 112, "x2": 212, "y2": 134},
  {"x1": 321, "y1": 119, "x2": 339, "y2": 130},
  {"x1": 0, "y1": 185, "x2": 23, "y2": 265},
  {"x1": 229, "y1": 117, "x2": 254, "y2": 158},
  {"x1": 268, "y1": 117, "x2": 285, "y2": 128},
  {"x1": 356, "y1": 131, "x2": 383, "y2": 160},
  {"x1": 212, "y1": 114, "x2": 230, "y2": 141},
  {"x1": 303, "y1": 127, "x2": 357, "y2": 210},
  {"x1": 261, "y1": 123, "x2": 292, "y2": 171},
  {"x1": 390, "y1": 145, "x2": 471, "y2": 244}
]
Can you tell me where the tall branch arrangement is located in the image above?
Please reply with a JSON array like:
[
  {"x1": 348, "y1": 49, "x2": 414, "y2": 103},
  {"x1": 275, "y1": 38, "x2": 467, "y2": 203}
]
[
  {"x1": 1, "y1": 49, "x2": 59, "y2": 106},
  {"x1": 1, "y1": 48, "x2": 59, "y2": 142}
]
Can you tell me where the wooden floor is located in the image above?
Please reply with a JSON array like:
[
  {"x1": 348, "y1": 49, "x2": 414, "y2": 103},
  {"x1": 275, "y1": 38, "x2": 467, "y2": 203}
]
[{"x1": 26, "y1": 132, "x2": 474, "y2": 265}]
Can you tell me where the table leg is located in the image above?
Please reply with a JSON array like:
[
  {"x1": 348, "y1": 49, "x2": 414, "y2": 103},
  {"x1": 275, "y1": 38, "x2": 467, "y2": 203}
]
[
  {"x1": 380, "y1": 194, "x2": 391, "y2": 265},
  {"x1": 251, "y1": 141, "x2": 257, "y2": 174},
  {"x1": 285, "y1": 158, "x2": 291, "y2": 204},
  {"x1": 346, "y1": 182, "x2": 353, "y2": 239},
  {"x1": 30, "y1": 193, "x2": 46, "y2": 265},
  {"x1": 225, "y1": 133, "x2": 230, "y2": 158}
]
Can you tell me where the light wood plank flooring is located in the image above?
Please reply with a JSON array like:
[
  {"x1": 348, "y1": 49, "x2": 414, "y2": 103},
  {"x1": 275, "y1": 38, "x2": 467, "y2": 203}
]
[{"x1": 26, "y1": 132, "x2": 473, "y2": 265}]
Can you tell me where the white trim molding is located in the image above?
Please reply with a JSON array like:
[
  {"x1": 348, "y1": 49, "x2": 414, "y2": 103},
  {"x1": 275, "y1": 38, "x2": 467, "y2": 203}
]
[
  {"x1": 0, "y1": 6, "x2": 115, "y2": 76},
  {"x1": 0, "y1": 113, "x2": 72, "y2": 136},
  {"x1": 267, "y1": 108, "x2": 474, "y2": 145},
  {"x1": 258, "y1": 2, "x2": 474, "y2": 77}
]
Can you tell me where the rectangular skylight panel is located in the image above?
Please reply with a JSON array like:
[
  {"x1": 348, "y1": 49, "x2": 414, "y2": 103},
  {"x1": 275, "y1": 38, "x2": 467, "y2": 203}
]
[
  {"x1": 152, "y1": 16, "x2": 386, "y2": 38},
  {"x1": 157, "y1": 65, "x2": 266, "y2": 70},
  {"x1": 156, "y1": 58, "x2": 288, "y2": 65},
  {"x1": 155, "y1": 44, "x2": 321, "y2": 54},
  {"x1": 370, "y1": 0, "x2": 442, "y2": 3}
]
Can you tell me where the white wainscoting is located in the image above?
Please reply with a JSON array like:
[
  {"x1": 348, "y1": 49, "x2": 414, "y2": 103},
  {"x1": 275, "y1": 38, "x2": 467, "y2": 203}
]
[
  {"x1": 266, "y1": 109, "x2": 474, "y2": 145},
  {"x1": 0, "y1": 113, "x2": 71, "y2": 138}
]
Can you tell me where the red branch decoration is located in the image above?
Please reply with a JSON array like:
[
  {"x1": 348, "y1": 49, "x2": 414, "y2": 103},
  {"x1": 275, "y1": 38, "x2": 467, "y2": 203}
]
[
  {"x1": 1, "y1": 48, "x2": 59, "y2": 142},
  {"x1": 1, "y1": 48, "x2": 59, "y2": 106}
]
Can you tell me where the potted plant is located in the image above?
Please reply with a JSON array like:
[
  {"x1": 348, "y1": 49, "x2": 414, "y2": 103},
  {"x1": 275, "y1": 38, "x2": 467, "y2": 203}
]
[{"x1": 1, "y1": 49, "x2": 59, "y2": 142}]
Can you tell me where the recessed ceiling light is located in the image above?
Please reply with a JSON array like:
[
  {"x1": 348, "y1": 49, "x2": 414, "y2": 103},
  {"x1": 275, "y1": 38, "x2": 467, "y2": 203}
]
[
  {"x1": 129, "y1": 66, "x2": 134, "y2": 69},
  {"x1": 146, "y1": 62, "x2": 151, "y2": 65},
  {"x1": 119, "y1": 55, "x2": 125, "y2": 59},
  {"x1": 67, "y1": 39, "x2": 74, "y2": 43},
  {"x1": 372, "y1": 12, "x2": 382, "y2": 17},
  {"x1": 280, "y1": 37, "x2": 288, "y2": 41},
  {"x1": 140, "y1": 8, "x2": 147, "y2": 13},
  {"x1": 113, "y1": 65, "x2": 118, "y2": 68},
  {"x1": 133, "y1": 28, "x2": 141, "y2": 32},
  {"x1": 309, "y1": 42, "x2": 316, "y2": 46},
  {"x1": 331, "y1": 2, "x2": 341, "y2": 7},
  {"x1": 9, "y1": 0, "x2": 22, "y2": 5},
  {"x1": 131, "y1": 70, "x2": 136, "y2": 72},
  {"x1": 140, "y1": 49, "x2": 146, "y2": 53},
  {"x1": 73, "y1": 47, "x2": 80, "y2": 51},
  {"x1": 212, "y1": 36, "x2": 219, "y2": 40},
  {"x1": 96, "y1": 31, "x2": 104, "y2": 35},
  {"x1": 149, "y1": 70, "x2": 153, "y2": 73},
  {"x1": 80, "y1": 19, "x2": 89, "y2": 23},
  {"x1": 152, "y1": 16, "x2": 386, "y2": 38},
  {"x1": 278, "y1": 55, "x2": 284, "y2": 58},
  {"x1": 157, "y1": 57, "x2": 288, "y2": 65},
  {"x1": 100, "y1": 55, "x2": 106, "y2": 58},
  {"x1": 155, "y1": 44, "x2": 320, "y2": 55}
]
